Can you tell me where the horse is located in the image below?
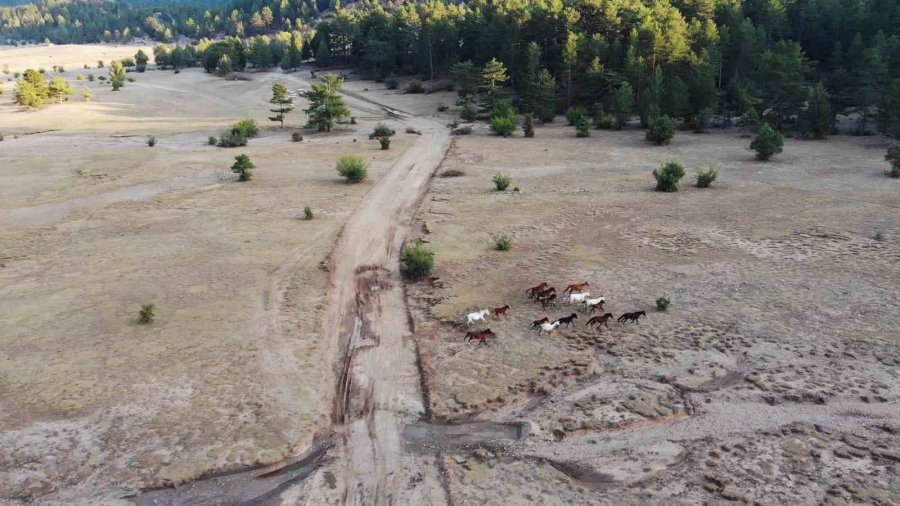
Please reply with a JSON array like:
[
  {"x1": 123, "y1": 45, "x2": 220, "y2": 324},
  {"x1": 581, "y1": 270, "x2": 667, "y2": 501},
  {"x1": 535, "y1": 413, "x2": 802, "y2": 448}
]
[
  {"x1": 582, "y1": 296, "x2": 605, "y2": 312},
  {"x1": 586, "y1": 313, "x2": 614, "y2": 330},
  {"x1": 555, "y1": 313, "x2": 578, "y2": 328},
  {"x1": 526, "y1": 282, "x2": 550, "y2": 298},
  {"x1": 563, "y1": 282, "x2": 590, "y2": 294},
  {"x1": 618, "y1": 311, "x2": 646, "y2": 325},
  {"x1": 464, "y1": 329, "x2": 495, "y2": 346},
  {"x1": 492, "y1": 305, "x2": 511, "y2": 318},
  {"x1": 539, "y1": 293, "x2": 558, "y2": 309},
  {"x1": 537, "y1": 321, "x2": 560, "y2": 336},
  {"x1": 466, "y1": 309, "x2": 491, "y2": 325},
  {"x1": 566, "y1": 292, "x2": 591, "y2": 305},
  {"x1": 532, "y1": 287, "x2": 556, "y2": 302},
  {"x1": 530, "y1": 317, "x2": 549, "y2": 330}
]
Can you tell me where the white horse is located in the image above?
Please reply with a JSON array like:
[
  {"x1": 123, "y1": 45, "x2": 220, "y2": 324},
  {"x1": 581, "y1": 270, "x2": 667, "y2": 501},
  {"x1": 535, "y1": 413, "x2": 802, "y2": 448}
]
[
  {"x1": 466, "y1": 309, "x2": 491, "y2": 325},
  {"x1": 538, "y1": 321, "x2": 560, "y2": 336},
  {"x1": 566, "y1": 292, "x2": 591, "y2": 304},
  {"x1": 582, "y1": 296, "x2": 606, "y2": 310}
]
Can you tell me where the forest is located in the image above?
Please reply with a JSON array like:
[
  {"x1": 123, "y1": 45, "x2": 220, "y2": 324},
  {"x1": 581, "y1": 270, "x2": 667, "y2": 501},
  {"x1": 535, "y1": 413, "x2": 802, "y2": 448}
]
[{"x1": 2, "y1": 0, "x2": 899, "y2": 137}]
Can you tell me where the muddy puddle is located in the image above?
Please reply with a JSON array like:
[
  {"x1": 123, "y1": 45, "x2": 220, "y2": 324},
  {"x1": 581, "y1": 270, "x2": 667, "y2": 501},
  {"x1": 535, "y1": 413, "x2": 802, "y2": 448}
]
[{"x1": 403, "y1": 420, "x2": 526, "y2": 453}]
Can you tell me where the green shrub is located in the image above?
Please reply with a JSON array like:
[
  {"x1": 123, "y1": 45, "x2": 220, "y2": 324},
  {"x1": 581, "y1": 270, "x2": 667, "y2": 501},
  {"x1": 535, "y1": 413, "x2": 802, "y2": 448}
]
[
  {"x1": 652, "y1": 162, "x2": 686, "y2": 192},
  {"x1": 378, "y1": 137, "x2": 391, "y2": 150},
  {"x1": 336, "y1": 155, "x2": 368, "y2": 183},
  {"x1": 217, "y1": 131, "x2": 247, "y2": 147},
  {"x1": 385, "y1": 73, "x2": 399, "y2": 90},
  {"x1": 401, "y1": 240, "x2": 434, "y2": 280},
  {"x1": 566, "y1": 106, "x2": 589, "y2": 126},
  {"x1": 440, "y1": 169, "x2": 465, "y2": 177},
  {"x1": 492, "y1": 173, "x2": 511, "y2": 191},
  {"x1": 208, "y1": 136, "x2": 217, "y2": 145},
  {"x1": 738, "y1": 108, "x2": 760, "y2": 130},
  {"x1": 406, "y1": 79, "x2": 425, "y2": 93},
  {"x1": 492, "y1": 233, "x2": 513, "y2": 251},
  {"x1": 695, "y1": 166, "x2": 719, "y2": 188},
  {"x1": 656, "y1": 297, "x2": 671, "y2": 311},
  {"x1": 886, "y1": 144, "x2": 900, "y2": 178},
  {"x1": 292, "y1": 132, "x2": 304, "y2": 142},
  {"x1": 490, "y1": 103, "x2": 517, "y2": 137},
  {"x1": 372, "y1": 122, "x2": 394, "y2": 139},
  {"x1": 231, "y1": 118, "x2": 259, "y2": 138},
  {"x1": 750, "y1": 123, "x2": 784, "y2": 161},
  {"x1": 523, "y1": 113, "x2": 535, "y2": 138},
  {"x1": 646, "y1": 115, "x2": 676, "y2": 145},
  {"x1": 138, "y1": 303, "x2": 156, "y2": 324},
  {"x1": 575, "y1": 116, "x2": 591, "y2": 137},
  {"x1": 304, "y1": 206, "x2": 314, "y2": 220},
  {"x1": 146, "y1": 135, "x2": 157, "y2": 147},
  {"x1": 230, "y1": 153, "x2": 255, "y2": 181},
  {"x1": 460, "y1": 100, "x2": 477, "y2": 121}
]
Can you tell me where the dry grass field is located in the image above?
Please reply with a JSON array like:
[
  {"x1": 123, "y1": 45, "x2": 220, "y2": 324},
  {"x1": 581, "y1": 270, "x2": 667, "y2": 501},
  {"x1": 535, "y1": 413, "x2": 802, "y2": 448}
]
[
  {"x1": 1, "y1": 43, "x2": 899, "y2": 505},
  {"x1": 0, "y1": 43, "x2": 153, "y2": 73}
]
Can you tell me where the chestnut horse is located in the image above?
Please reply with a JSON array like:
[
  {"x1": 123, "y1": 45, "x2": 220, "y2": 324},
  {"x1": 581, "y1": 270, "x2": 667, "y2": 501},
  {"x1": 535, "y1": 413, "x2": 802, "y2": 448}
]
[
  {"x1": 532, "y1": 287, "x2": 556, "y2": 302},
  {"x1": 464, "y1": 329, "x2": 495, "y2": 346},
  {"x1": 530, "y1": 316, "x2": 549, "y2": 330},
  {"x1": 526, "y1": 282, "x2": 550, "y2": 298},
  {"x1": 492, "y1": 305, "x2": 511, "y2": 318},
  {"x1": 563, "y1": 282, "x2": 591, "y2": 294},
  {"x1": 617, "y1": 311, "x2": 646, "y2": 325},
  {"x1": 586, "y1": 313, "x2": 614, "y2": 330},
  {"x1": 555, "y1": 313, "x2": 578, "y2": 328}
]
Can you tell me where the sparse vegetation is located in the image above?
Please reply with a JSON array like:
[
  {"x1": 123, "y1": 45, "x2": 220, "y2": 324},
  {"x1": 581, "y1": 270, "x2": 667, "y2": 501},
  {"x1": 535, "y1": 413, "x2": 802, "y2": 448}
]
[
  {"x1": 208, "y1": 136, "x2": 217, "y2": 145},
  {"x1": 460, "y1": 100, "x2": 477, "y2": 121},
  {"x1": 440, "y1": 169, "x2": 465, "y2": 177},
  {"x1": 652, "y1": 161, "x2": 686, "y2": 192},
  {"x1": 230, "y1": 153, "x2": 255, "y2": 181},
  {"x1": 646, "y1": 115, "x2": 676, "y2": 145},
  {"x1": 492, "y1": 233, "x2": 513, "y2": 251},
  {"x1": 492, "y1": 173, "x2": 511, "y2": 191},
  {"x1": 292, "y1": 132, "x2": 304, "y2": 142},
  {"x1": 304, "y1": 206, "x2": 314, "y2": 220},
  {"x1": 400, "y1": 240, "x2": 434, "y2": 280},
  {"x1": 695, "y1": 166, "x2": 719, "y2": 188},
  {"x1": 406, "y1": 79, "x2": 425, "y2": 93},
  {"x1": 336, "y1": 155, "x2": 368, "y2": 183},
  {"x1": 656, "y1": 297, "x2": 671, "y2": 311},
  {"x1": 751, "y1": 123, "x2": 784, "y2": 161},
  {"x1": 138, "y1": 304, "x2": 155, "y2": 324}
]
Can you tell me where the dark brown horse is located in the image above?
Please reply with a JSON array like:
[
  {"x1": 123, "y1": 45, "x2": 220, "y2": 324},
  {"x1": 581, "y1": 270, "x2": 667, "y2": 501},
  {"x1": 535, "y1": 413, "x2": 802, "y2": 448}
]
[
  {"x1": 586, "y1": 313, "x2": 614, "y2": 330},
  {"x1": 563, "y1": 282, "x2": 590, "y2": 294},
  {"x1": 532, "y1": 287, "x2": 556, "y2": 302},
  {"x1": 539, "y1": 293, "x2": 558, "y2": 309},
  {"x1": 555, "y1": 313, "x2": 578, "y2": 328},
  {"x1": 617, "y1": 311, "x2": 646, "y2": 325},
  {"x1": 526, "y1": 282, "x2": 550, "y2": 298},
  {"x1": 464, "y1": 329, "x2": 495, "y2": 346},
  {"x1": 492, "y1": 305, "x2": 511, "y2": 318},
  {"x1": 530, "y1": 316, "x2": 549, "y2": 330}
]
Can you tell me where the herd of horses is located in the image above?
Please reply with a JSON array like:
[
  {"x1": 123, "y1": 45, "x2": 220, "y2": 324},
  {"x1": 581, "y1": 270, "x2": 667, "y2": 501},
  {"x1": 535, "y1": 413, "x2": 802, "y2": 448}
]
[{"x1": 462, "y1": 281, "x2": 647, "y2": 346}]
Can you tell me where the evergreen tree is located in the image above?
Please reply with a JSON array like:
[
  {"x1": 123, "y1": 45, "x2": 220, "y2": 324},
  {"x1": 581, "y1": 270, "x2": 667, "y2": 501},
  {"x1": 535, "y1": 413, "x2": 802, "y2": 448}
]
[
  {"x1": 47, "y1": 76, "x2": 74, "y2": 103},
  {"x1": 800, "y1": 81, "x2": 832, "y2": 139},
  {"x1": 612, "y1": 82, "x2": 635, "y2": 130},
  {"x1": 109, "y1": 60, "x2": 126, "y2": 90},
  {"x1": 534, "y1": 69, "x2": 557, "y2": 123},
  {"x1": 300, "y1": 75, "x2": 350, "y2": 132},
  {"x1": 481, "y1": 58, "x2": 508, "y2": 107},
  {"x1": 450, "y1": 61, "x2": 480, "y2": 100},
  {"x1": 877, "y1": 79, "x2": 900, "y2": 139},
  {"x1": 269, "y1": 81, "x2": 294, "y2": 128},
  {"x1": 231, "y1": 154, "x2": 255, "y2": 181},
  {"x1": 751, "y1": 123, "x2": 785, "y2": 160},
  {"x1": 134, "y1": 49, "x2": 149, "y2": 72}
]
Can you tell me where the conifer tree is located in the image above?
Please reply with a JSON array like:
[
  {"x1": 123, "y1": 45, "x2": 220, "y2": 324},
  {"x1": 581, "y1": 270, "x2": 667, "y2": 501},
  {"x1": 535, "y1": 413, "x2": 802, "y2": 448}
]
[{"x1": 268, "y1": 81, "x2": 294, "y2": 128}]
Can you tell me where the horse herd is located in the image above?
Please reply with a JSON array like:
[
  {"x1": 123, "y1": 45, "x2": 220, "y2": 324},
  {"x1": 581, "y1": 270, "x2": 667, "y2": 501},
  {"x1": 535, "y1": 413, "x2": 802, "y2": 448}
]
[{"x1": 462, "y1": 281, "x2": 647, "y2": 346}]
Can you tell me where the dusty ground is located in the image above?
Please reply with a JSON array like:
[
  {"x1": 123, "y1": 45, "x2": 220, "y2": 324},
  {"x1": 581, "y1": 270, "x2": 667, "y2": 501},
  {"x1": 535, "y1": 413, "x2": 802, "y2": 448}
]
[
  {"x1": 0, "y1": 43, "x2": 154, "y2": 74},
  {"x1": 0, "y1": 57, "x2": 418, "y2": 502},
  {"x1": 406, "y1": 121, "x2": 900, "y2": 503}
]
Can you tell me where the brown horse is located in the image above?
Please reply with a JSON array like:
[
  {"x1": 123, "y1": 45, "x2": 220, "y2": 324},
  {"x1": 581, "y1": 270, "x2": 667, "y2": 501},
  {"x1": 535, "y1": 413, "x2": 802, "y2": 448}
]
[
  {"x1": 617, "y1": 311, "x2": 646, "y2": 325},
  {"x1": 526, "y1": 282, "x2": 550, "y2": 298},
  {"x1": 586, "y1": 313, "x2": 614, "y2": 330},
  {"x1": 492, "y1": 305, "x2": 511, "y2": 318},
  {"x1": 530, "y1": 316, "x2": 549, "y2": 330},
  {"x1": 532, "y1": 287, "x2": 556, "y2": 302},
  {"x1": 563, "y1": 282, "x2": 591, "y2": 294},
  {"x1": 464, "y1": 329, "x2": 495, "y2": 346},
  {"x1": 539, "y1": 293, "x2": 558, "y2": 309},
  {"x1": 555, "y1": 313, "x2": 578, "y2": 328}
]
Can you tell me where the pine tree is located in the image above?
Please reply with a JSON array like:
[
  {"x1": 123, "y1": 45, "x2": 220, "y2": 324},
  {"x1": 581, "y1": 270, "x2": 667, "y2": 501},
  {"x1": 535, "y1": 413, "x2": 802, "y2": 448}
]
[
  {"x1": 877, "y1": 79, "x2": 900, "y2": 139},
  {"x1": 109, "y1": 60, "x2": 126, "y2": 90},
  {"x1": 47, "y1": 76, "x2": 74, "y2": 103},
  {"x1": 300, "y1": 75, "x2": 350, "y2": 132},
  {"x1": 534, "y1": 69, "x2": 557, "y2": 122},
  {"x1": 800, "y1": 81, "x2": 832, "y2": 139},
  {"x1": 613, "y1": 82, "x2": 635, "y2": 130},
  {"x1": 231, "y1": 154, "x2": 255, "y2": 181},
  {"x1": 268, "y1": 81, "x2": 294, "y2": 128},
  {"x1": 134, "y1": 49, "x2": 149, "y2": 72},
  {"x1": 481, "y1": 58, "x2": 508, "y2": 107}
]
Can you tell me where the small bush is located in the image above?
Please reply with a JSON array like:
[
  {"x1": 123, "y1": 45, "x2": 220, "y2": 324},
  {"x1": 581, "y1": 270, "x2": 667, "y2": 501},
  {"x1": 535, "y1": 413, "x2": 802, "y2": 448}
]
[
  {"x1": 490, "y1": 103, "x2": 517, "y2": 137},
  {"x1": 523, "y1": 113, "x2": 535, "y2": 138},
  {"x1": 230, "y1": 153, "x2": 255, "y2": 181},
  {"x1": 292, "y1": 132, "x2": 304, "y2": 142},
  {"x1": 460, "y1": 100, "x2": 477, "y2": 121},
  {"x1": 385, "y1": 73, "x2": 399, "y2": 90},
  {"x1": 76, "y1": 74, "x2": 85, "y2": 81},
  {"x1": 646, "y1": 115, "x2": 676, "y2": 145},
  {"x1": 98, "y1": 75, "x2": 107, "y2": 81},
  {"x1": 217, "y1": 131, "x2": 247, "y2": 147},
  {"x1": 594, "y1": 114, "x2": 614, "y2": 129},
  {"x1": 492, "y1": 233, "x2": 513, "y2": 251},
  {"x1": 437, "y1": 104, "x2": 449, "y2": 112},
  {"x1": 138, "y1": 304, "x2": 156, "y2": 324},
  {"x1": 885, "y1": 144, "x2": 900, "y2": 178},
  {"x1": 451, "y1": 126, "x2": 472, "y2": 135},
  {"x1": 575, "y1": 116, "x2": 591, "y2": 137},
  {"x1": 231, "y1": 118, "x2": 259, "y2": 138},
  {"x1": 336, "y1": 155, "x2": 368, "y2": 183},
  {"x1": 492, "y1": 173, "x2": 511, "y2": 191},
  {"x1": 406, "y1": 79, "x2": 425, "y2": 94},
  {"x1": 127, "y1": 77, "x2": 135, "y2": 83},
  {"x1": 656, "y1": 297, "x2": 671, "y2": 311},
  {"x1": 208, "y1": 136, "x2": 217, "y2": 145},
  {"x1": 350, "y1": 116, "x2": 357, "y2": 125},
  {"x1": 695, "y1": 166, "x2": 719, "y2": 188},
  {"x1": 400, "y1": 240, "x2": 434, "y2": 280},
  {"x1": 738, "y1": 108, "x2": 760, "y2": 130},
  {"x1": 379, "y1": 137, "x2": 391, "y2": 150},
  {"x1": 566, "y1": 106, "x2": 589, "y2": 126},
  {"x1": 146, "y1": 135, "x2": 157, "y2": 147},
  {"x1": 405, "y1": 127, "x2": 421, "y2": 135},
  {"x1": 304, "y1": 206, "x2": 314, "y2": 220},
  {"x1": 750, "y1": 123, "x2": 784, "y2": 161},
  {"x1": 88, "y1": 73, "x2": 95, "y2": 82},
  {"x1": 652, "y1": 161, "x2": 686, "y2": 192},
  {"x1": 372, "y1": 122, "x2": 394, "y2": 139},
  {"x1": 440, "y1": 169, "x2": 465, "y2": 177}
]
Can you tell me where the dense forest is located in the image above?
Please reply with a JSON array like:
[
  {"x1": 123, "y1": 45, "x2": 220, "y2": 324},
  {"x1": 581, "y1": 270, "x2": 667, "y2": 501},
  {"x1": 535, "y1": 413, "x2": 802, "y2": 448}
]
[{"x1": 2, "y1": 0, "x2": 899, "y2": 136}]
